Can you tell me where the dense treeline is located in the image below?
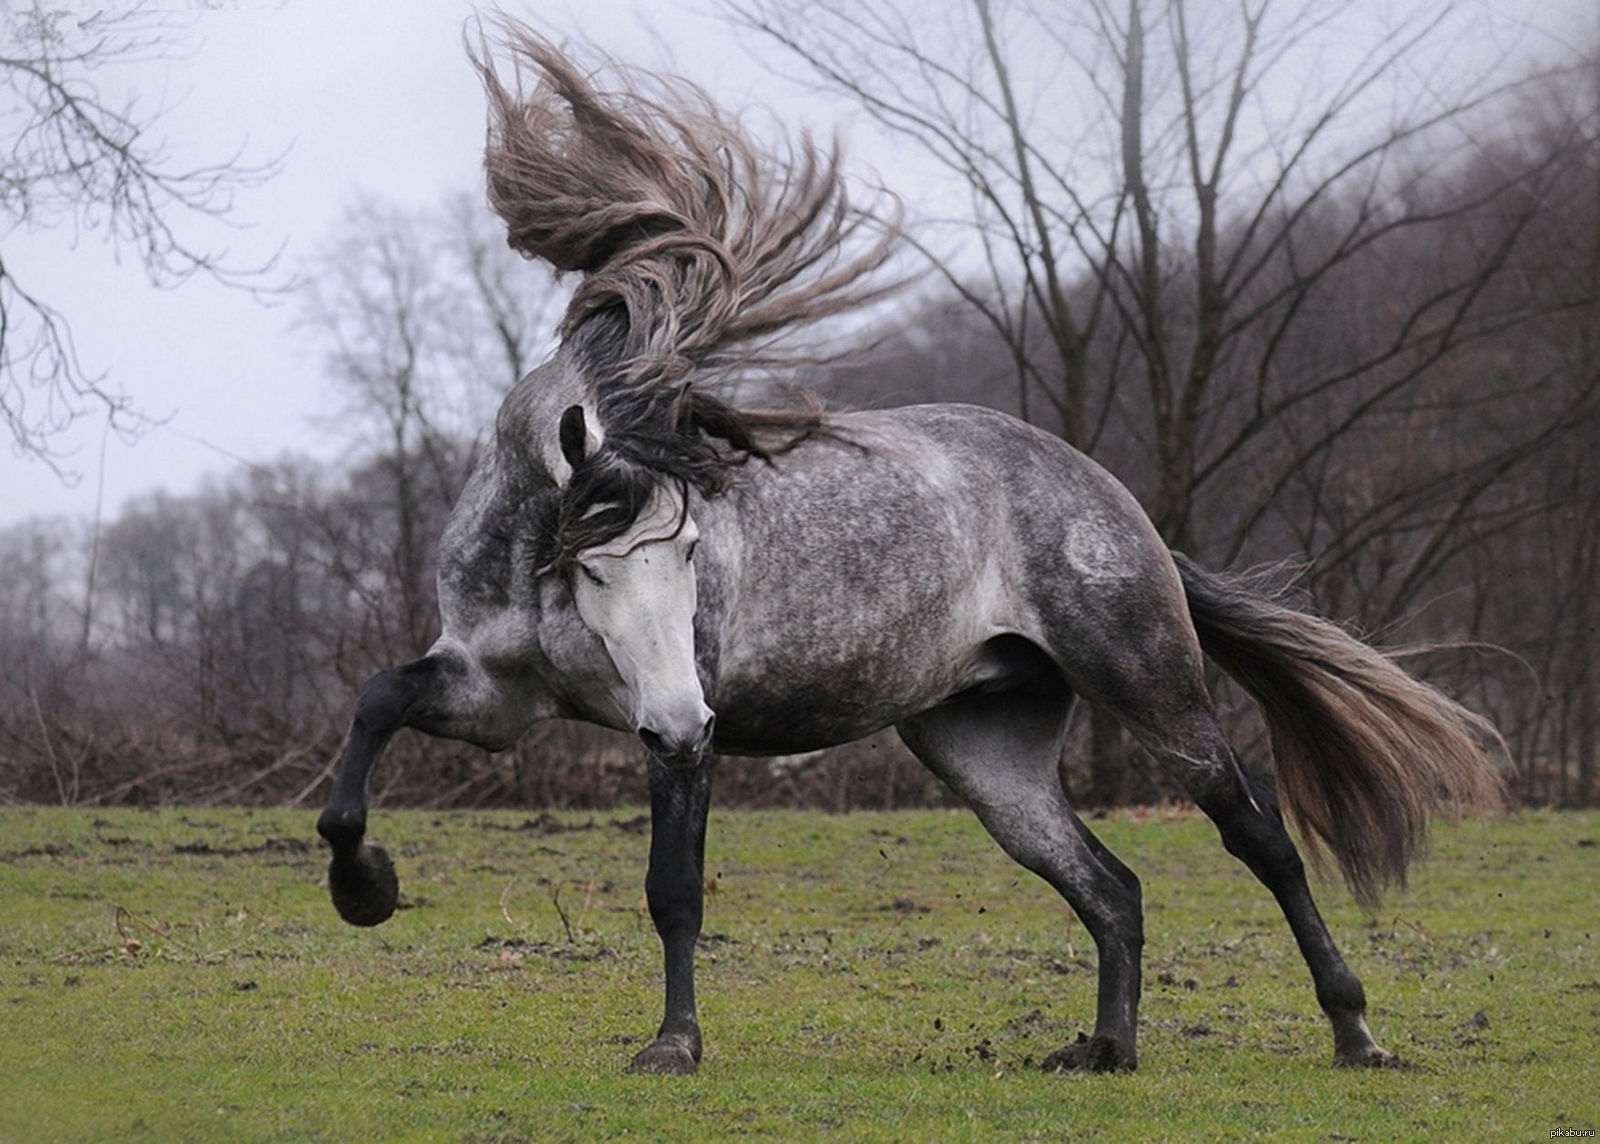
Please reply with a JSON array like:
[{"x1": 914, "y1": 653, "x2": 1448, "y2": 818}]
[{"x1": 1, "y1": 5, "x2": 1595, "y2": 809}]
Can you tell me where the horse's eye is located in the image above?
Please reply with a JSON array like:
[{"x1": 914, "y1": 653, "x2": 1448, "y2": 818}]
[{"x1": 579, "y1": 564, "x2": 606, "y2": 588}]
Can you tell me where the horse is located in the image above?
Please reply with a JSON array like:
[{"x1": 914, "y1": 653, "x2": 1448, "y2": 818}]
[{"x1": 314, "y1": 24, "x2": 1501, "y2": 1077}]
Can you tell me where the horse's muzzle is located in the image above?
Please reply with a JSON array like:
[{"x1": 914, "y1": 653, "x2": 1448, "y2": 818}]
[{"x1": 640, "y1": 714, "x2": 715, "y2": 769}]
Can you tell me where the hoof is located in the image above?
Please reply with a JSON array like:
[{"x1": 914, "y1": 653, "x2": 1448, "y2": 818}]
[
  {"x1": 1040, "y1": 1033, "x2": 1137, "y2": 1074},
  {"x1": 1336, "y1": 1044, "x2": 1404, "y2": 1069},
  {"x1": 625, "y1": 1036, "x2": 700, "y2": 1076},
  {"x1": 328, "y1": 844, "x2": 398, "y2": 927}
]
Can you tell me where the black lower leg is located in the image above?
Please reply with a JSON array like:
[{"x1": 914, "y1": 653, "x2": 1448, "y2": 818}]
[
  {"x1": 1039, "y1": 812, "x2": 1143, "y2": 1073},
  {"x1": 1200, "y1": 774, "x2": 1393, "y2": 1066},
  {"x1": 316, "y1": 661, "x2": 431, "y2": 927},
  {"x1": 626, "y1": 754, "x2": 716, "y2": 1076}
]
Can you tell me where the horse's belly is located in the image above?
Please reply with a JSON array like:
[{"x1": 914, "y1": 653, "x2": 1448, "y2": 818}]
[
  {"x1": 709, "y1": 675, "x2": 933, "y2": 754},
  {"x1": 707, "y1": 613, "x2": 1018, "y2": 755}
]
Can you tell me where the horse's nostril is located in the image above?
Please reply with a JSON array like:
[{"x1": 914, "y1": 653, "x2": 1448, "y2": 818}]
[
  {"x1": 639, "y1": 727, "x2": 667, "y2": 757},
  {"x1": 699, "y1": 714, "x2": 715, "y2": 750}
]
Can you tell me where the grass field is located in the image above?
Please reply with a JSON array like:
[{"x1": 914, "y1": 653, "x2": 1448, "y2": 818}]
[{"x1": 1, "y1": 804, "x2": 1595, "y2": 1142}]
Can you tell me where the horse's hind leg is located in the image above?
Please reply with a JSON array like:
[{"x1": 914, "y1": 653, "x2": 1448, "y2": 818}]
[
  {"x1": 898, "y1": 682, "x2": 1144, "y2": 1072},
  {"x1": 1157, "y1": 722, "x2": 1395, "y2": 1066},
  {"x1": 1109, "y1": 693, "x2": 1395, "y2": 1067},
  {"x1": 1047, "y1": 555, "x2": 1396, "y2": 1067}
]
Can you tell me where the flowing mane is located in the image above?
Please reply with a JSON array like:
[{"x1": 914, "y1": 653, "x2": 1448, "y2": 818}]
[{"x1": 471, "y1": 22, "x2": 899, "y2": 563}]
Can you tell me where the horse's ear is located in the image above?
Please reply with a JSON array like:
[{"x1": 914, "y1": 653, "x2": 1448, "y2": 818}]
[{"x1": 559, "y1": 405, "x2": 589, "y2": 469}]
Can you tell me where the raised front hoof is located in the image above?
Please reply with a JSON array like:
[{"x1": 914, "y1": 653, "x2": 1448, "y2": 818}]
[
  {"x1": 1335, "y1": 1043, "x2": 1404, "y2": 1069},
  {"x1": 327, "y1": 844, "x2": 398, "y2": 927},
  {"x1": 1040, "y1": 1033, "x2": 1137, "y2": 1074},
  {"x1": 624, "y1": 1036, "x2": 700, "y2": 1076}
]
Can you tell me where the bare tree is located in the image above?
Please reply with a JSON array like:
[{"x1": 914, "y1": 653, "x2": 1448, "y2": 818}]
[
  {"x1": 732, "y1": 0, "x2": 1572, "y2": 529},
  {"x1": 729, "y1": 0, "x2": 1593, "y2": 802},
  {"x1": 0, "y1": 3, "x2": 279, "y2": 461},
  {"x1": 298, "y1": 193, "x2": 564, "y2": 654}
]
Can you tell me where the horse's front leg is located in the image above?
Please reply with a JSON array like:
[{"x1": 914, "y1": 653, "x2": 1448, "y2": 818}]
[
  {"x1": 316, "y1": 659, "x2": 435, "y2": 926},
  {"x1": 626, "y1": 752, "x2": 716, "y2": 1075}
]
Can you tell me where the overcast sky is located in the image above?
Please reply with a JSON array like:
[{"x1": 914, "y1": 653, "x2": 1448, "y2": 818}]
[
  {"x1": 0, "y1": 0, "x2": 853, "y2": 528},
  {"x1": 2, "y1": 0, "x2": 1593, "y2": 529}
]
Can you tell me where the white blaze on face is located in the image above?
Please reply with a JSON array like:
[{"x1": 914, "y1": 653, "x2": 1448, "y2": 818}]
[{"x1": 571, "y1": 484, "x2": 713, "y2": 760}]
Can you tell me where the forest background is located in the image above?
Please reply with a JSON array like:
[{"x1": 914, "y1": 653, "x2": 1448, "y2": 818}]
[{"x1": 2, "y1": 0, "x2": 1596, "y2": 811}]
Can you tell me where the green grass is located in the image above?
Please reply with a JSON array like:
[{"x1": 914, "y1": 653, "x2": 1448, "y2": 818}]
[{"x1": 1, "y1": 804, "x2": 1595, "y2": 1142}]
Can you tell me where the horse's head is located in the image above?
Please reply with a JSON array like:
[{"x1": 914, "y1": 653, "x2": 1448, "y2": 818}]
[{"x1": 555, "y1": 402, "x2": 714, "y2": 768}]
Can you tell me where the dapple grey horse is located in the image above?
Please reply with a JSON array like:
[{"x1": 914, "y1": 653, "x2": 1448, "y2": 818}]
[{"x1": 315, "y1": 26, "x2": 1499, "y2": 1076}]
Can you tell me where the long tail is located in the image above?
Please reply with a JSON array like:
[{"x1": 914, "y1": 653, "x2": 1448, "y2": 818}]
[{"x1": 1174, "y1": 554, "x2": 1502, "y2": 908}]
